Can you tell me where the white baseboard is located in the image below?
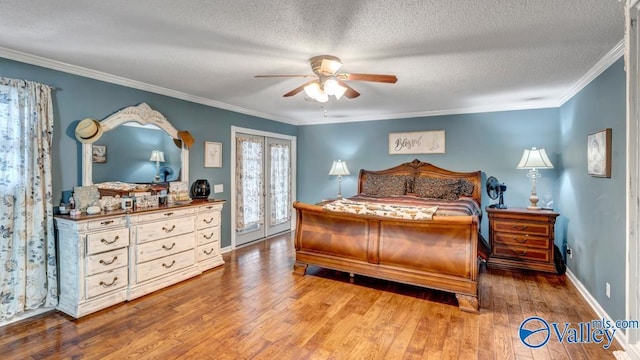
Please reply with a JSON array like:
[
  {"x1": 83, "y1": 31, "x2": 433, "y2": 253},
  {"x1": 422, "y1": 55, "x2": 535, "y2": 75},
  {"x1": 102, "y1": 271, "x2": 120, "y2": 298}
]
[{"x1": 566, "y1": 268, "x2": 628, "y2": 349}]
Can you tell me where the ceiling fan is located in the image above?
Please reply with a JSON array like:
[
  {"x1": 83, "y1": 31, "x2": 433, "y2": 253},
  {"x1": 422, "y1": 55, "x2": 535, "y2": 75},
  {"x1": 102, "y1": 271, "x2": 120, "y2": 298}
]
[{"x1": 255, "y1": 55, "x2": 397, "y2": 103}]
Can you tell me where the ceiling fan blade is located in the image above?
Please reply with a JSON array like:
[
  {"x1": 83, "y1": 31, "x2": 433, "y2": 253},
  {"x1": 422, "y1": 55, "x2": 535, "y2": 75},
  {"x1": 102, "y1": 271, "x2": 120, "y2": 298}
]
[
  {"x1": 342, "y1": 73, "x2": 398, "y2": 83},
  {"x1": 283, "y1": 80, "x2": 315, "y2": 97},
  {"x1": 337, "y1": 80, "x2": 360, "y2": 99},
  {"x1": 254, "y1": 75, "x2": 316, "y2": 78}
]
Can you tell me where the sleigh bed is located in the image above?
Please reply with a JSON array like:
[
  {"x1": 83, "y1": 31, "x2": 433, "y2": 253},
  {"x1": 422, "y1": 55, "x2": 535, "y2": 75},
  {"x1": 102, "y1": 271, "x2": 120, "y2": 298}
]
[{"x1": 293, "y1": 159, "x2": 484, "y2": 313}]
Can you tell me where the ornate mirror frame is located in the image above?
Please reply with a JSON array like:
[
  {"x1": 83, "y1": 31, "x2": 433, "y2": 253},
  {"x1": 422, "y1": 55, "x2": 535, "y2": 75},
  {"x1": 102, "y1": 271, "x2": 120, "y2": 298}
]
[{"x1": 82, "y1": 102, "x2": 189, "y2": 185}]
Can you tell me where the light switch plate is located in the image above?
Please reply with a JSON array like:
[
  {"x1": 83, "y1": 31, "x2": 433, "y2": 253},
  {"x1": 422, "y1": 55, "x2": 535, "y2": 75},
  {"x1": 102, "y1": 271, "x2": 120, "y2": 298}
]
[{"x1": 214, "y1": 184, "x2": 223, "y2": 193}]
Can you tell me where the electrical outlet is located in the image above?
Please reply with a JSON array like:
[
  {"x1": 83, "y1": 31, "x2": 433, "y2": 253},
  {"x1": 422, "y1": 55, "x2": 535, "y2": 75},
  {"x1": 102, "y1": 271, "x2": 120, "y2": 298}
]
[
  {"x1": 214, "y1": 184, "x2": 223, "y2": 193},
  {"x1": 566, "y1": 246, "x2": 573, "y2": 259},
  {"x1": 606, "y1": 282, "x2": 611, "y2": 298}
]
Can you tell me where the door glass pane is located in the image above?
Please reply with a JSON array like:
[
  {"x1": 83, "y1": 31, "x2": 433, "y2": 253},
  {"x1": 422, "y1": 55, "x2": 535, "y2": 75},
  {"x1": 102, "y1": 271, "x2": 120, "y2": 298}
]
[
  {"x1": 269, "y1": 143, "x2": 290, "y2": 226},
  {"x1": 235, "y1": 135, "x2": 264, "y2": 232}
]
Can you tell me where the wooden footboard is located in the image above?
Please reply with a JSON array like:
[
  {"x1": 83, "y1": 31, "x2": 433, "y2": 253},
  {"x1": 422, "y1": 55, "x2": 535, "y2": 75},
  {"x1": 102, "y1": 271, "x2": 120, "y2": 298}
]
[{"x1": 293, "y1": 201, "x2": 480, "y2": 313}]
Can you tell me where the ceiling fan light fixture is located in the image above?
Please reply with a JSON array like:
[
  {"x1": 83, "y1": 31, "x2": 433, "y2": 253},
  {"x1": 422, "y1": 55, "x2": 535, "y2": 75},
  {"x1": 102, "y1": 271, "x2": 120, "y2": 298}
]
[
  {"x1": 316, "y1": 92, "x2": 329, "y2": 103},
  {"x1": 304, "y1": 81, "x2": 322, "y2": 98}
]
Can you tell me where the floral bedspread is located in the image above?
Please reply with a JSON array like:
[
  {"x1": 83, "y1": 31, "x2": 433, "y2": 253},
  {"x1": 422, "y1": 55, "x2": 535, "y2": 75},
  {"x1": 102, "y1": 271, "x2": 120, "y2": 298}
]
[
  {"x1": 322, "y1": 195, "x2": 481, "y2": 220},
  {"x1": 323, "y1": 198, "x2": 439, "y2": 220}
]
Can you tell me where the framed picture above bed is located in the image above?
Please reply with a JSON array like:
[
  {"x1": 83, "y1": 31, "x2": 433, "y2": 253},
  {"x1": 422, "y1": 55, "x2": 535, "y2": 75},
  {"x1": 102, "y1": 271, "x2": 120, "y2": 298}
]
[
  {"x1": 587, "y1": 128, "x2": 611, "y2": 178},
  {"x1": 388, "y1": 130, "x2": 445, "y2": 155}
]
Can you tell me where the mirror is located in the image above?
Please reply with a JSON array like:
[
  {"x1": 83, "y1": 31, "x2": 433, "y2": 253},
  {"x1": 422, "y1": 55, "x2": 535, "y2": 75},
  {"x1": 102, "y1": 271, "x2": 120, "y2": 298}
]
[{"x1": 82, "y1": 103, "x2": 189, "y2": 186}]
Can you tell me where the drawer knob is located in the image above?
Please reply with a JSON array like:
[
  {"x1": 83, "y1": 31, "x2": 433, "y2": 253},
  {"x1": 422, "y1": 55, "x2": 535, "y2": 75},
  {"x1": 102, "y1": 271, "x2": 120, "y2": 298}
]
[
  {"x1": 512, "y1": 225, "x2": 528, "y2": 231},
  {"x1": 203, "y1": 217, "x2": 215, "y2": 224},
  {"x1": 512, "y1": 249, "x2": 528, "y2": 256},
  {"x1": 99, "y1": 256, "x2": 118, "y2": 265},
  {"x1": 162, "y1": 225, "x2": 176, "y2": 233},
  {"x1": 100, "y1": 220, "x2": 114, "y2": 225},
  {"x1": 204, "y1": 232, "x2": 215, "y2": 240},
  {"x1": 206, "y1": 206, "x2": 214, "y2": 209},
  {"x1": 204, "y1": 248, "x2": 214, "y2": 255},
  {"x1": 164, "y1": 212, "x2": 174, "y2": 217},
  {"x1": 99, "y1": 277, "x2": 118, "y2": 287},
  {"x1": 162, "y1": 260, "x2": 176, "y2": 268},
  {"x1": 100, "y1": 236, "x2": 119, "y2": 245},
  {"x1": 162, "y1": 242, "x2": 176, "y2": 251}
]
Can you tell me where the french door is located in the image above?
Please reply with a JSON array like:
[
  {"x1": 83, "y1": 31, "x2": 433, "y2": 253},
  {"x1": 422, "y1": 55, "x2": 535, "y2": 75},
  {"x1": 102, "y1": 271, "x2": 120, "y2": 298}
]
[{"x1": 234, "y1": 132, "x2": 292, "y2": 246}]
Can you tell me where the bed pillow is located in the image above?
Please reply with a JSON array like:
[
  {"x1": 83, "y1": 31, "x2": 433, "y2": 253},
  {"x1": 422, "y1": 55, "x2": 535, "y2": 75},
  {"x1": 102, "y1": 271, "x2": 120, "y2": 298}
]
[
  {"x1": 414, "y1": 177, "x2": 475, "y2": 200},
  {"x1": 361, "y1": 174, "x2": 408, "y2": 196}
]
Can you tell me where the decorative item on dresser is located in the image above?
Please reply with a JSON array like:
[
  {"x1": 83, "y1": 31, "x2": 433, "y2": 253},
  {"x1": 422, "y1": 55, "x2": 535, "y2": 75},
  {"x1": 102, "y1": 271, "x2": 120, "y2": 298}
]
[
  {"x1": 486, "y1": 207, "x2": 565, "y2": 275},
  {"x1": 55, "y1": 199, "x2": 225, "y2": 318}
]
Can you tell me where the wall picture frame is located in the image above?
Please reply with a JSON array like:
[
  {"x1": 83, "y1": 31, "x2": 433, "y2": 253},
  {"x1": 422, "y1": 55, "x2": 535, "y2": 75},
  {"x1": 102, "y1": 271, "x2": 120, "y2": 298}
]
[
  {"x1": 204, "y1": 141, "x2": 222, "y2": 168},
  {"x1": 92, "y1": 144, "x2": 106, "y2": 163},
  {"x1": 587, "y1": 128, "x2": 612, "y2": 178},
  {"x1": 388, "y1": 130, "x2": 445, "y2": 155}
]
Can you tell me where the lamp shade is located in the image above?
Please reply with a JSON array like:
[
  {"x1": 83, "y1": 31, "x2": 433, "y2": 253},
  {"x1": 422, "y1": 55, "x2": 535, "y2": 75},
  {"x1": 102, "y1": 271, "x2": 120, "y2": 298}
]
[
  {"x1": 329, "y1": 160, "x2": 350, "y2": 176},
  {"x1": 517, "y1": 147, "x2": 553, "y2": 169},
  {"x1": 149, "y1": 150, "x2": 165, "y2": 162}
]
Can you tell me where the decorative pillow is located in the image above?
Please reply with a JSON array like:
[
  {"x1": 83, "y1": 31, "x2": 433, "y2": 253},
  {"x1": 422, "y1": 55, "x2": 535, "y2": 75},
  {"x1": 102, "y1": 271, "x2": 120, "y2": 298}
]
[
  {"x1": 414, "y1": 177, "x2": 475, "y2": 200},
  {"x1": 458, "y1": 179, "x2": 475, "y2": 197},
  {"x1": 361, "y1": 174, "x2": 408, "y2": 196}
]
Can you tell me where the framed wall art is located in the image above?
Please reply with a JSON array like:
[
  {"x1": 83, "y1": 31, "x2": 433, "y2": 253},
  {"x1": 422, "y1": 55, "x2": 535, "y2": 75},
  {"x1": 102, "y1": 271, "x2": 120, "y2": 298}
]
[
  {"x1": 204, "y1": 141, "x2": 222, "y2": 168},
  {"x1": 92, "y1": 145, "x2": 106, "y2": 163},
  {"x1": 388, "y1": 130, "x2": 445, "y2": 155},
  {"x1": 587, "y1": 128, "x2": 611, "y2": 178}
]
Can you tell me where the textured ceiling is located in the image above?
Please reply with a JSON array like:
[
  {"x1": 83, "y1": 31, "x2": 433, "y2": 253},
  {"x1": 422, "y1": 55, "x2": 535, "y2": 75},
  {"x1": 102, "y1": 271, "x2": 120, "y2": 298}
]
[{"x1": 0, "y1": 0, "x2": 625, "y2": 125}]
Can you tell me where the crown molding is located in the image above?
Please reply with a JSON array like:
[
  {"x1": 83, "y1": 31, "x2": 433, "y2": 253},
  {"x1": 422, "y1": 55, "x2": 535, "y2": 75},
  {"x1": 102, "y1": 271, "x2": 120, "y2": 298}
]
[
  {"x1": 559, "y1": 40, "x2": 625, "y2": 106},
  {"x1": 0, "y1": 47, "x2": 299, "y2": 125}
]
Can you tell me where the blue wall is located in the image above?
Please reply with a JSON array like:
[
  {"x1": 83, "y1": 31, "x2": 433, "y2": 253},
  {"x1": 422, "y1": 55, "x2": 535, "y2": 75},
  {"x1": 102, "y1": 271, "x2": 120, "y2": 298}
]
[
  {"x1": 559, "y1": 58, "x2": 626, "y2": 321},
  {"x1": 297, "y1": 108, "x2": 561, "y2": 240},
  {"x1": 0, "y1": 56, "x2": 297, "y2": 247}
]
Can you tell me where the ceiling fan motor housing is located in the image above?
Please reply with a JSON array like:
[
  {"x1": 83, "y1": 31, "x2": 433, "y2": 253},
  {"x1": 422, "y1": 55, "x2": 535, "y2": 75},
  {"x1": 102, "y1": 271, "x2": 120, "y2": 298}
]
[{"x1": 310, "y1": 55, "x2": 342, "y2": 75}]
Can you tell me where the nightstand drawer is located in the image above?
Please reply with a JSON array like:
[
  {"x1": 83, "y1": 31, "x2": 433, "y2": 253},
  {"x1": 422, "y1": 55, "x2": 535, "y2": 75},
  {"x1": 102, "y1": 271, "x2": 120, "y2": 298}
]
[
  {"x1": 492, "y1": 220, "x2": 549, "y2": 236},
  {"x1": 493, "y1": 245, "x2": 550, "y2": 262},
  {"x1": 493, "y1": 233, "x2": 549, "y2": 249}
]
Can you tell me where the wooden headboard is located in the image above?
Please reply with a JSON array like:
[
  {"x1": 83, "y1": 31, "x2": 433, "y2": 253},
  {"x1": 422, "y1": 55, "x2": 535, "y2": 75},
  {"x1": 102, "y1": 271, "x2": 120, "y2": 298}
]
[{"x1": 357, "y1": 159, "x2": 482, "y2": 205}]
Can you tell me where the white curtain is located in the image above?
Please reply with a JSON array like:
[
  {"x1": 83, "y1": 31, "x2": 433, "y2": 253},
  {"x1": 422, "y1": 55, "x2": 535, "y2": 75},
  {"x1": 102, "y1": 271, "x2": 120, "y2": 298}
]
[
  {"x1": 269, "y1": 142, "x2": 290, "y2": 226},
  {"x1": 235, "y1": 134, "x2": 264, "y2": 232},
  {"x1": 0, "y1": 77, "x2": 57, "y2": 320}
]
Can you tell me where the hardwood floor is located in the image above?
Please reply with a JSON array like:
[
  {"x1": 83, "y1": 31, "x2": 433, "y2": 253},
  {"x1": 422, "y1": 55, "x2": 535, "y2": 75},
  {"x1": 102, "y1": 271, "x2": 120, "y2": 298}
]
[{"x1": 0, "y1": 232, "x2": 623, "y2": 359}]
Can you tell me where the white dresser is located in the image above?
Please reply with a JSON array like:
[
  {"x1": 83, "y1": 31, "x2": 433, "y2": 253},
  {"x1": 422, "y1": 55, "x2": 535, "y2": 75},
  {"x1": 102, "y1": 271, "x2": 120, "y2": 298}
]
[{"x1": 55, "y1": 200, "x2": 225, "y2": 318}]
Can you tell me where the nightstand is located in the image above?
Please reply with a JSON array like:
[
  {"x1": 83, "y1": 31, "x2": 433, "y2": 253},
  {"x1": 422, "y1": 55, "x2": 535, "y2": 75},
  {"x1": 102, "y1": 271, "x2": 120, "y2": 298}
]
[{"x1": 486, "y1": 207, "x2": 563, "y2": 274}]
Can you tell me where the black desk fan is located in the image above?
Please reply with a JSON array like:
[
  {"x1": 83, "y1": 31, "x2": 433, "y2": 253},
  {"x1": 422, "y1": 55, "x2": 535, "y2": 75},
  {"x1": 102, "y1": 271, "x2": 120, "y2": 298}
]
[{"x1": 486, "y1": 176, "x2": 507, "y2": 209}]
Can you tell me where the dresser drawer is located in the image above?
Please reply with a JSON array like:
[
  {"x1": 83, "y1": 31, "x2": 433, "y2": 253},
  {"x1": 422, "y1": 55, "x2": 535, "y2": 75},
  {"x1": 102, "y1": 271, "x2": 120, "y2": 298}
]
[
  {"x1": 137, "y1": 208, "x2": 195, "y2": 223},
  {"x1": 197, "y1": 242, "x2": 220, "y2": 261},
  {"x1": 136, "y1": 233, "x2": 194, "y2": 263},
  {"x1": 136, "y1": 218, "x2": 194, "y2": 244},
  {"x1": 196, "y1": 227, "x2": 220, "y2": 246},
  {"x1": 86, "y1": 266, "x2": 128, "y2": 299},
  {"x1": 196, "y1": 211, "x2": 220, "y2": 230},
  {"x1": 86, "y1": 248, "x2": 129, "y2": 276},
  {"x1": 87, "y1": 216, "x2": 128, "y2": 231},
  {"x1": 86, "y1": 228, "x2": 130, "y2": 255},
  {"x1": 493, "y1": 233, "x2": 549, "y2": 249},
  {"x1": 136, "y1": 250, "x2": 195, "y2": 283},
  {"x1": 493, "y1": 244, "x2": 550, "y2": 262},
  {"x1": 492, "y1": 220, "x2": 549, "y2": 236}
]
